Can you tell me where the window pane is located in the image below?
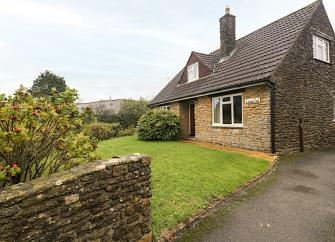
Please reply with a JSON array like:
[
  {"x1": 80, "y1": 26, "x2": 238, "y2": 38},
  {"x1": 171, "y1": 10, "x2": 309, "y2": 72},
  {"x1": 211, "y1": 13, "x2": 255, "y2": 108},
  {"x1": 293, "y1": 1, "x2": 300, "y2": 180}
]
[
  {"x1": 213, "y1": 98, "x2": 220, "y2": 123},
  {"x1": 222, "y1": 103, "x2": 232, "y2": 124},
  {"x1": 324, "y1": 41, "x2": 329, "y2": 62},
  {"x1": 187, "y1": 63, "x2": 199, "y2": 82},
  {"x1": 191, "y1": 65, "x2": 195, "y2": 80},
  {"x1": 194, "y1": 63, "x2": 199, "y2": 80},
  {"x1": 187, "y1": 66, "x2": 193, "y2": 81},
  {"x1": 233, "y1": 96, "x2": 242, "y2": 124},
  {"x1": 317, "y1": 45, "x2": 323, "y2": 59},
  {"x1": 313, "y1": 36, "x2": 317, "y2": 58}
]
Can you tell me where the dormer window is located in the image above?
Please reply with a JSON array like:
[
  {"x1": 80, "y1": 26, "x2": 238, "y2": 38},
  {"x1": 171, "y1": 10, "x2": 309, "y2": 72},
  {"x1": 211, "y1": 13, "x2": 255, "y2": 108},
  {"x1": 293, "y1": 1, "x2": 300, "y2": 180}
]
[
  {"x1": 187, "y1": 62, "x2": 199, "y2": 82},
  {"x1": 313, "y1": 35, "x2": 330, "y2": 63}
]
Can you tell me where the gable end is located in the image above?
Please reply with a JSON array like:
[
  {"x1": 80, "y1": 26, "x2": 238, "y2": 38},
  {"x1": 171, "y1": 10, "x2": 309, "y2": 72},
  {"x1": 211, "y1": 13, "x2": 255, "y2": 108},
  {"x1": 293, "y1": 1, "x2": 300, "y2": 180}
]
[{"x1": 179, "y1": 52, "x2": 212, "y2": 85}]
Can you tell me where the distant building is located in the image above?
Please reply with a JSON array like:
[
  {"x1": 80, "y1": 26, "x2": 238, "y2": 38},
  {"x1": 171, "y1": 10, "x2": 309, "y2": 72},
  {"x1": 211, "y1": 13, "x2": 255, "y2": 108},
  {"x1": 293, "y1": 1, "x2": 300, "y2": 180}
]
[{"x1": 76, "y1": 99, "x2": 124, "y2": 113}]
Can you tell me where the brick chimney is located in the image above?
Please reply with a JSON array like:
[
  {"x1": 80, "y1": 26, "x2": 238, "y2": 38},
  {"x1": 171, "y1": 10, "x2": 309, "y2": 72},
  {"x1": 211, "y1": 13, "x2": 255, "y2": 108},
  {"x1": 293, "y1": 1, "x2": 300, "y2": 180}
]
[{"x1": 220, "y1": 5, "x2": 236, "y2": 57}]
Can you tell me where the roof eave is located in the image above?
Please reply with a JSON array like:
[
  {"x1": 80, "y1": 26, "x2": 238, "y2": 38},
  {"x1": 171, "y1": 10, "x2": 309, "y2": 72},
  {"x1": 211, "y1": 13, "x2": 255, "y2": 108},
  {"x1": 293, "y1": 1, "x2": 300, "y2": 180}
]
[{"x1": 149, "y1": 79, "x2": 271, "y2": 107}]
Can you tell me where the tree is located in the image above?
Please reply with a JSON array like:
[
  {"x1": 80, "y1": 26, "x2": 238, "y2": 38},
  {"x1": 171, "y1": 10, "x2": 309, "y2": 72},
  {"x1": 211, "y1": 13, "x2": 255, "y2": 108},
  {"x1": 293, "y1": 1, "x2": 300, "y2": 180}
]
[
  {"x1": 30, "y1": 70, "x2": 67, "y2": 97},
  {"x1": 96, "y1": 98, "x2": 150, "y2": 128},
  {"x1": 0, "y1": 86, "x2": 97, "y2": 188},
  {"x1": 118, "y1": 98, "x2": 150, "y2": 128}
]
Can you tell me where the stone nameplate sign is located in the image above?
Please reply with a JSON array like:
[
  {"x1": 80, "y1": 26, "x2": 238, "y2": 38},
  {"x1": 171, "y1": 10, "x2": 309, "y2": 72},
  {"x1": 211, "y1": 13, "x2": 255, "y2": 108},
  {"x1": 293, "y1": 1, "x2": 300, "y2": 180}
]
[{"x1": 245, "y1": 97, "x2": 261, "y2": 105}]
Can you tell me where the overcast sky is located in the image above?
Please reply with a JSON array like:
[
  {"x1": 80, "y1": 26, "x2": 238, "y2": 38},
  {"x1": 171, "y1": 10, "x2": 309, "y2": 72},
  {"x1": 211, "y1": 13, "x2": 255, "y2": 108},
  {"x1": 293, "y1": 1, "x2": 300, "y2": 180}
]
[{"x1": 0, "y1": 0, "x2": 334, "y2": 102}]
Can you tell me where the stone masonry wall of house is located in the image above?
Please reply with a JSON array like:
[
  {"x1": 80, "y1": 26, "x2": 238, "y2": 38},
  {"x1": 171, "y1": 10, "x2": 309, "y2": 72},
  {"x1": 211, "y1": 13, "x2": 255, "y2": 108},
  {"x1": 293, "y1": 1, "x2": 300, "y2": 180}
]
[
  {"x1": 272, "y1": 3, "x2": 335, "y2": 154},
  {"x1": 0, "y1": 154, "x2": 152, "y2": 242},
  {"x1": 195, "y1": 85, "x2": 272, "y2": 152},
  {"x1": 170, "y1": 102, "x2": 190, "y2": 137}
]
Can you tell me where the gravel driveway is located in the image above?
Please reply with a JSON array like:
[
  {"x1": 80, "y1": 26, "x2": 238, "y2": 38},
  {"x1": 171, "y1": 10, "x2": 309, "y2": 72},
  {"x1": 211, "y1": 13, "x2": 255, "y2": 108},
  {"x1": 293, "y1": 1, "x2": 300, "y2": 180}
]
[{"x1": 179, "y1": 150, "x2": 335, "y2": 242}]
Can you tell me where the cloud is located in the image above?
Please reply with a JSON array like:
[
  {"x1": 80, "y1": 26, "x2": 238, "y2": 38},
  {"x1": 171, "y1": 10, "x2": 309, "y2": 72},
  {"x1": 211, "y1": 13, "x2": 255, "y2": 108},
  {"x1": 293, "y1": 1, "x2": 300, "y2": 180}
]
[
  {"x1": 0, "y1": 39, "x2": 6, "y2": 49},
  {"x1": 55, "y1": 67, "x2": 134, "y2": 78},
  {"x1": 0, "y1": 0, "x2": 84, "y2": 26},
  {"x1": 118, "y1": 28, "x2": 202, "y2": 49},
  {"x1": 111, "y1": 54, "x2": 172, "y2": 68}
]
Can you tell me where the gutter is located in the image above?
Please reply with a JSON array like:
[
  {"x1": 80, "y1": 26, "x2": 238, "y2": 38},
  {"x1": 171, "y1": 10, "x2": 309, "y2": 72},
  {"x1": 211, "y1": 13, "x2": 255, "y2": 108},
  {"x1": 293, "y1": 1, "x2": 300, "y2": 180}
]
[
  {"x1": 266, "y1": 81, "x2": 276, "y2": 154},
  {"x1": 150, "y1": 80, "x2": 271, "y2": 107}
]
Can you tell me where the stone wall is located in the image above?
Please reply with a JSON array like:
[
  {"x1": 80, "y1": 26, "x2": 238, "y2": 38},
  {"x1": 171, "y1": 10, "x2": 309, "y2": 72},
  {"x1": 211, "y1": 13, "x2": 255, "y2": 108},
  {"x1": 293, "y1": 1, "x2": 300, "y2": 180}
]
[
  {"x1": 195, "y1": 85, "x2": 272, "y2": 152},
  {"x1": 271, "y1": 2, "x2": 335, "y2": 154},
  {"x1": 169, "y1": 102, "x2": 180, "y2": 114},
  {"x1": 0, "y1": 154, "x2": 152, "y2": 242}
]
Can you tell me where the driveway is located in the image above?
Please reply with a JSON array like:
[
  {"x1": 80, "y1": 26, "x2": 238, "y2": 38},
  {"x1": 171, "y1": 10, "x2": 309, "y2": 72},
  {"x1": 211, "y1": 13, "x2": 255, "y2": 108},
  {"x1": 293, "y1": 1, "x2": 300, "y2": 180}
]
[{"x1": 179, "y1": 150, "x2": 335, "y2": 242}]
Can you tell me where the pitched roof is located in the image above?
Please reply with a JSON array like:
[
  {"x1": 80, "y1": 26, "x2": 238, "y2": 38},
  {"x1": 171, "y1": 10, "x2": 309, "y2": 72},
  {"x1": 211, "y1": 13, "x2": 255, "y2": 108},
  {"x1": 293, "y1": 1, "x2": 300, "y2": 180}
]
[
  {"x1": 150, "y1": 0, "x2": 321, "y2": 106},
  {"x1": 193, "y1": 52, "x2": 216, "y2": 70}
]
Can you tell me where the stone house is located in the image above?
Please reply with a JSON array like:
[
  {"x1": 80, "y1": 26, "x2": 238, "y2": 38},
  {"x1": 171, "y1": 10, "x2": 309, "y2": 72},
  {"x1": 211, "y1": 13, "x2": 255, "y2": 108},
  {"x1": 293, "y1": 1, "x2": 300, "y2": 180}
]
[{"x1": 150, "y1": 1, "x2": 335, "y2": 154}]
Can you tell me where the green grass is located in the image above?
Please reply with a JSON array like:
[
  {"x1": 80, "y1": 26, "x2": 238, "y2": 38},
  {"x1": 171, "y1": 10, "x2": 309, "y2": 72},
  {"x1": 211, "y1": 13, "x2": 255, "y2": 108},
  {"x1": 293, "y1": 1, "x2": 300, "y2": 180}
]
[{"x1": 97, "y1": 136, "x2": 270, "y2": 237}]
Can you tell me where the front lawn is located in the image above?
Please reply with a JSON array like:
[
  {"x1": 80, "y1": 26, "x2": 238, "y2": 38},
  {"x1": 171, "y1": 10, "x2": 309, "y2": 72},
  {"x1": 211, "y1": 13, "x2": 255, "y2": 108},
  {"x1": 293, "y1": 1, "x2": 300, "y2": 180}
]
[{"x1": 97, "y1": 136, "x2": 270, "y2": 237}]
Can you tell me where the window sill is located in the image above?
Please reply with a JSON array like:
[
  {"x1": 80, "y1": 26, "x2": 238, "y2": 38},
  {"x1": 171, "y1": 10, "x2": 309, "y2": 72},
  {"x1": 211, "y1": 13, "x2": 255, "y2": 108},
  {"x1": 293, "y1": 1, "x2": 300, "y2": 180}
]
[
  {"x1": 211, "y1": 124, "x2": 243, "y2": 129},
  {"x1": 313, "y1": 57, "x2": 331, "y2": 65}
]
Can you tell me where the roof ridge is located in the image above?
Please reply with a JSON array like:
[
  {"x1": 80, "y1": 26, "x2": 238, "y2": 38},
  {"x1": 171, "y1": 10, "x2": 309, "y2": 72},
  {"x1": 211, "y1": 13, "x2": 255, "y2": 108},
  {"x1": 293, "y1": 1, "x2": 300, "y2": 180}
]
[{"x1": 208, "y1": 0, "x2": 321, "y2": 56}]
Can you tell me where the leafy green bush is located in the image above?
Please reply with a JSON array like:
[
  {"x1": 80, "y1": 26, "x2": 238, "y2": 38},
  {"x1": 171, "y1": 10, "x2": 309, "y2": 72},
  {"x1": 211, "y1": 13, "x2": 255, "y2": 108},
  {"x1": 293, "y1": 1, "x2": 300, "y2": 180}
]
[
  {"x1": 84, "y1": 122, "x2": 121, "y2": 141},
  {"x1": 0, "y1": 86, "x2": 97, "y2": 187},
  {"x1": 137, "y1": 110, "x2": 180, "y2": 141},
  {"x1": 118, "y1": 126, "x2": 136, "y2": 137},
  {"x1": 96, "y1": 111, "x2": 119, "y2": 124}
]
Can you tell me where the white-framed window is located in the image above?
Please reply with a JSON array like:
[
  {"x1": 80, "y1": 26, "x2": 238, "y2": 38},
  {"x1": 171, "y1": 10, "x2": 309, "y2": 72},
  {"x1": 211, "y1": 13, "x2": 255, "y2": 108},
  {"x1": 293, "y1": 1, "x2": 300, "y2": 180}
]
[
  {"x1": 187, "y1": 62, "x2": 199, "y2": 82},
  {"x1": 212, "y1": 94, "x2": 243, "y2": 127},
  {"x1": 313, "y1": 35, "x2": 330, "y2": 63},
  {"x1": 161, "y1": 105, "x2": 170, "y2": 111}
]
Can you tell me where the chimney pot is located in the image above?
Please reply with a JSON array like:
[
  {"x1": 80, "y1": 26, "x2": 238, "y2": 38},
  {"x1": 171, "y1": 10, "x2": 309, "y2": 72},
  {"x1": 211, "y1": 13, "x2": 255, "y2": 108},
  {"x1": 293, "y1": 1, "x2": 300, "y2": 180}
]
[{"x1": 225, "y1": 5, "x2": 230, "y2": 15}]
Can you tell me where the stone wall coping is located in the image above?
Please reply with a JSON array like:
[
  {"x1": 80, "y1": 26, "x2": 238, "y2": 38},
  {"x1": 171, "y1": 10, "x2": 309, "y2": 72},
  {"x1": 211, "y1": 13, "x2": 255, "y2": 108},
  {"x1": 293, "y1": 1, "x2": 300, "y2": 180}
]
[{"x1": 0, "y1": 153, "x2": 150, "y2": 206}]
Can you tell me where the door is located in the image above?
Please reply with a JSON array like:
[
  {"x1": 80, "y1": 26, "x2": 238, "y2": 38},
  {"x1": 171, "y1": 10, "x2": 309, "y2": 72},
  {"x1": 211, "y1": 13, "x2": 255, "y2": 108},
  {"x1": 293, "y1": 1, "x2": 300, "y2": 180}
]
[{"x1": 189, "y1": 103, "x2": 195, "y2": 137}]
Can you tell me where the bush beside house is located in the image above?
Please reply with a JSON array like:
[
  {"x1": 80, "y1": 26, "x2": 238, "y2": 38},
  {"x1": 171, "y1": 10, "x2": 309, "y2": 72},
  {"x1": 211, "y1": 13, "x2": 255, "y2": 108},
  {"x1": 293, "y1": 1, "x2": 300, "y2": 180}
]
[{"x1": 137, "y1": 109, "x2": 180, "y2": 141}]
